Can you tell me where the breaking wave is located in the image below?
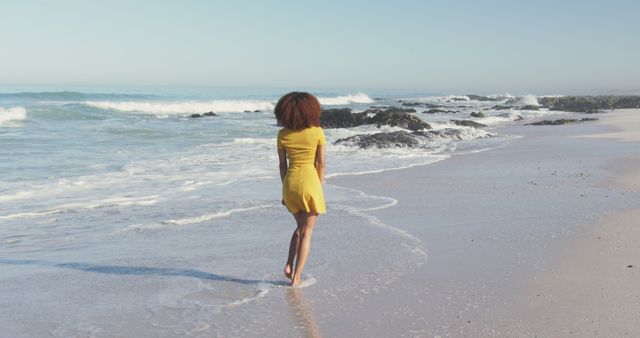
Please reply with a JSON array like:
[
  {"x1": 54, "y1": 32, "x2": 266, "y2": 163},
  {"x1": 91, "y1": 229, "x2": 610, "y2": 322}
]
[
  {"x1": 0, "y1": 91, "x2": 154, "y2": 101},
  {"x1": 318, "y1": 92, "x2": 374, "y2": 105},
  {"x1": 84, "y1": 100, "x2": 276, "y2": 115},
  {"x1": 0, "y1": 106, "x2": 27, "y2": 126}
]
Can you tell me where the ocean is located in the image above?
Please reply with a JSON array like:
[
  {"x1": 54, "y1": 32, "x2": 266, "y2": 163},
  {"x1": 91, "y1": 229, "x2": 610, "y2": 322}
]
[{"x1": 0, "y1": 87, "x2": 558, "y2": 336}]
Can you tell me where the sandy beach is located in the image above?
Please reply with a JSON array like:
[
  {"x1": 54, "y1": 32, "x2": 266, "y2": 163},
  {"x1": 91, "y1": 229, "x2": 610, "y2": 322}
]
[{"x1": 328, "y1": 109, "x2": 640, "y2": 337}]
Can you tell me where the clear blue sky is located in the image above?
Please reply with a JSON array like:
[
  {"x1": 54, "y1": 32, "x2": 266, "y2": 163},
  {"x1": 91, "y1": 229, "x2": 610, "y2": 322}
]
[{"x1": 1, "y1": 0, "x2": 639, "y2": 94}]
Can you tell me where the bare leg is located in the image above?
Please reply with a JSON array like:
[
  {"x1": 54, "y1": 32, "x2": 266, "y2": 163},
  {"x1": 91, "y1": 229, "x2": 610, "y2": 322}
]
[
  {"x1": 291, "y1": 212, "x2": 317, "y2": 286},
  {"x1": 285, "y1": 212, "x2": 304, "y2": 280}
]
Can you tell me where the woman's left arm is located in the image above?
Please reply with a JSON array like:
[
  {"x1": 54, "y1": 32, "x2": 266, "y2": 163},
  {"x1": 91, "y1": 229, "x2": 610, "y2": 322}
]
[
  {"x1": 315, "y1": 144, "x2": 326, "y2": 183},
  {"x1": 278, "y1": 147, "x2": 288, "y2": 182}
]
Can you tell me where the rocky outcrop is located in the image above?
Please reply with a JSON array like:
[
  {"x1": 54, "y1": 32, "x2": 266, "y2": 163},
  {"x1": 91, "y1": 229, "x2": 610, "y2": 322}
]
[
  {"x1": 335, "y1": 128, "x2": 486, "y2": 149},
  {"x1": 470, "y1": 112, "x2": 485, "y2": 118},
  {"x1": 369, "y1": 110, "x2": 430, "y2": 131},
  {"x1": 450, "y1": 119, "x2": 487, "y2": 128},
  {"x1": 518, "y1": 105, "x2": 540, "y2": 111},
  {"x1": 537, "y1": 96, "x2": 640, "y2": 113},
  {"x1": 320, "y1": 108, "x2": 431, "y2": 131},
  {"x1": 490, "y1": 105, "x2": 513, "y2": 110},
  {"x1": 399, "y1": 101, "x2": 444, "y2": 108},
  {"x1": 466, "y1": 94, "x2": 502, "y2": 101},
  {"x1": 190, "y1": 112, "x2": 217, "y2": 118},
  {"x1": 525, "y1": 118, "x2": 598, "y2": 126},
  {"x1": 423, "y1": 108, "x2": 458, "y2": 114},
  {"x1": 320, "y1": 108, "x2": 368, "y2": 128}
]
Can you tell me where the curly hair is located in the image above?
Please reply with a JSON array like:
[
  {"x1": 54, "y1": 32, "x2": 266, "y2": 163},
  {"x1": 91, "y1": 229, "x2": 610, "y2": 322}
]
[{"x1": 274, "y1": 92, "x2": 322, "y2": 129}]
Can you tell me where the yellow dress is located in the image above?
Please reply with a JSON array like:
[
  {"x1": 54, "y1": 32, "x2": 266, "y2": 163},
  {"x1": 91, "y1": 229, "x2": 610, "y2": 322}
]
[{"x1": 277, "y1": 126, "x2": 327, "y2": 214}]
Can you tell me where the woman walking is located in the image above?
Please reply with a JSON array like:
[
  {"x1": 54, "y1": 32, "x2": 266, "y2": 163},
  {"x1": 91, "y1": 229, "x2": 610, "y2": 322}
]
[{"x1": 275, "y1": 92, "x2": 326, "y2": 287}]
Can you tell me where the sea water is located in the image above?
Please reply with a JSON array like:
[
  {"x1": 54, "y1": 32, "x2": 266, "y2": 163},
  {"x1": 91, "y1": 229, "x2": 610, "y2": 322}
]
[{"x1": 0, "y1": 87, "x2": 560, "y2": 336}]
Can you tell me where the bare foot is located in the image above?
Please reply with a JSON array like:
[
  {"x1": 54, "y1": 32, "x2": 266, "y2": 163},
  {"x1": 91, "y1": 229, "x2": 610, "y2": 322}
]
[
  {"x1": 290, "y1": 276, "x2": 301, "y2": 287},
  {"x1": 284, "y1": 264, "x2": 293, "y2": 280}
]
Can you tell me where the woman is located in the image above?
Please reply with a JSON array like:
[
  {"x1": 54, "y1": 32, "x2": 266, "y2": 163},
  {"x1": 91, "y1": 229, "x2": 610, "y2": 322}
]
[{"x1": 275, "y1": 92, "x2": 326, "y2": 287}]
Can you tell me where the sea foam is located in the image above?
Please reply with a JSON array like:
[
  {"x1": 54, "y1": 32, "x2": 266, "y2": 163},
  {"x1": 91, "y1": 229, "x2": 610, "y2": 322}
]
[
  {"x1": 84, "y1": 100, "x2": 276, "y2": 115},
  {"x1": 84, "y1": 93, "x2": 375, "y2": 115},
  {"x1": 317, "y1": 92, "x2": 374, "y2": 105},
  {"x1": 0, "y1": 106, "x2": 27, "y2": 126}
]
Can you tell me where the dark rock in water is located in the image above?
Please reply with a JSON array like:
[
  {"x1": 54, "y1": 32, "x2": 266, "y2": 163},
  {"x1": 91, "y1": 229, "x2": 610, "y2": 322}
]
[
  {"x1": 244, "y1": 110, "x2": 251, "y2": 113},
  {"x1": 423, "y1": 108, "x2": 456, "y2": 114},
  {"x1": 335, "y1": 128, "x2": 489, "y2": 149},
  {"x1": 373, "y1": 97, "x2": 384, "y2": 101},
  {"x1": 466, "y1": 94, "x2": 501, "y2": 101},
  {"x1": 368, "y1": 106, "x2": 416, "y2": 114},
  {"x1": 519, "y1": 105, "x2": 540, "y2": 110},
  {"x1": 320, "y1": 108, "x2": 368, "y2": 128},
  {"x1": 336, "y1": 131, "x2": 420, "y2": 148},
  {"x1": 450, "y1": 97, "x2": 467, "y2": 102},
  {"x1": 254, "y1": 109, "x2": 262, "y2": 113},
  {"x1": 491, "y1": 105, "x2": 513, "y2": 110},
  {"x1": 190, "y1": 111, "x2": 217, "y2": 118},
  {"x1": 368, "y1": 110, "x2": 431, "y2": 131},
  {"x1": 400, "y1": 102, "x2": 444, "y2": 108},
  {"x1": 320, "y1": 107, "x2": 430, "y2": 130},
  {"x1": 450, "y1": 119, "x2": 487, "y2": 128},
  {"x1": 538, "y1": 95, "x2": 640, "y2": 113},
  {"x1": 526, "y1": 118, "x2": 598, "y2": 126},
  {"x1": 470, "y1": 112, "x2": 485, "y2": 118},
  {"x1": 514, "y1": 115, "x2": 525, "y2": 121},
  {"x1": 504, "y1": 98, "x2": 519, "y2": 105}
]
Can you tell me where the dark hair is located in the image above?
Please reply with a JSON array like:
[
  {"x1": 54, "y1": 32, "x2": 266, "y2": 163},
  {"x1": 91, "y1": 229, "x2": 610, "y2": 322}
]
[{"x1": 274, "y1": 92, "x2": 322, "y2": 129}]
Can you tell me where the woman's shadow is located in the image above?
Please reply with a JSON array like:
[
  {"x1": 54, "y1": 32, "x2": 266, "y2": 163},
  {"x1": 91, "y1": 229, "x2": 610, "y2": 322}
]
[{"x1": 0, "y1": 258, "x2": 288, "y2": 286}]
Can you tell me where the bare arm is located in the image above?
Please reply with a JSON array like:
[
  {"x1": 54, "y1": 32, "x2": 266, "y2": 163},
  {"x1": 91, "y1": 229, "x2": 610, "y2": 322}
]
[
  {"x1": 278, "y1": 147, "x2": 288, "y2": 182},
  {"x1": 315, "y1": 144, "x2": 326, "y2": 183}
]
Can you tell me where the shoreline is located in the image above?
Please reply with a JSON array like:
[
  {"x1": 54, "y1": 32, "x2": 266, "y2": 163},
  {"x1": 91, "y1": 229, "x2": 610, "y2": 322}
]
[{"x1": 326, "y1": 110, "x2": 640, "y2": 336}]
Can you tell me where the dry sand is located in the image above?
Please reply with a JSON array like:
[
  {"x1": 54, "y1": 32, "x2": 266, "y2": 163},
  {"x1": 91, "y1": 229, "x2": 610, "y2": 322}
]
[
  {"x1": 505, "y1": 109, "x2": 640, "y2": 337},
  {"x1": 508, "y1": 208, "x2": 640, "y2": 337},
  {"x1": 584, "y1": 108, "x2": 640, "y2": 142}
]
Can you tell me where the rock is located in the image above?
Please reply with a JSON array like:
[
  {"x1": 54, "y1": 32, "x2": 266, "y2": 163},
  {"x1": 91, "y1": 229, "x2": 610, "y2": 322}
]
[
  {"x1": 450, "y1": 119, "x2": 487, "y2": 128},
  {"x1": 373, "y1": 106, "x2": 416, "y2": 114},
  {"x1": 519, "y1": 105, "x2": 540, "y2": 110},
  {"x1": 525, "y1": 118, "x2": 598, "y2": 126},
  {"x1": 423, "y1": 108, "x2": 456, "y2": 114},
  {"x1": 320, "y1": 108, "x2": 368, "y2": 128},
  {"x1": 244, "y1": 110, "x2": 251, "y2": 113},
  {"x1": 538, "y1": 95, "x2": 640, "y2": 113},
  {"x1": 368, "y1": 110, "x2": 431, "y2": 131},
  {"x1": 491, "y1": 105, "x2": 513, "y2": 110},
  {"x1": 335, "y1": 128, "x2": 479, "y2": 149},
  {"x1": 470, "y1": 112, "x2": 485, "y2": 118},
  {"x1": 254, "y1": 109, "x2": 262, "y2": 112},
  {"x1": 190, "y1": 111, "x2": 217, "y2": 118},
  {"x1": 504, "y1": 98, "x2": 519, "y2": 105},
  {"x1": 514, "y1": 115, "x2": 525, "y2": 121},
  {"x1": 336, "y1": 131, "x2": 420, "y2": 148},
  {"x1": 400, "y1": 102, "x2": 444, "y2": 108},
  {"x1": 320, "y1": 107, "x2": 430, "y2": 130},
  {"x1": 466, "y1": 94, "x2": 501, "y2": 101}
]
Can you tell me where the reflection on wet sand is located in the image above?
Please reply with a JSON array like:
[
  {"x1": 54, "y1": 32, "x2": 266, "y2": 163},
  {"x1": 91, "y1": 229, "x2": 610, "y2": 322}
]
[{"x1": 286, "y1": 288, "x2": 322, "y2": 338}]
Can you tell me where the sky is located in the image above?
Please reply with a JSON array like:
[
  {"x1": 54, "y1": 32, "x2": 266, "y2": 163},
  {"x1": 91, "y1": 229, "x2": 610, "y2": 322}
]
[{"x1": 1, "y1": 0, "x2": 639, "y2": 94}]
